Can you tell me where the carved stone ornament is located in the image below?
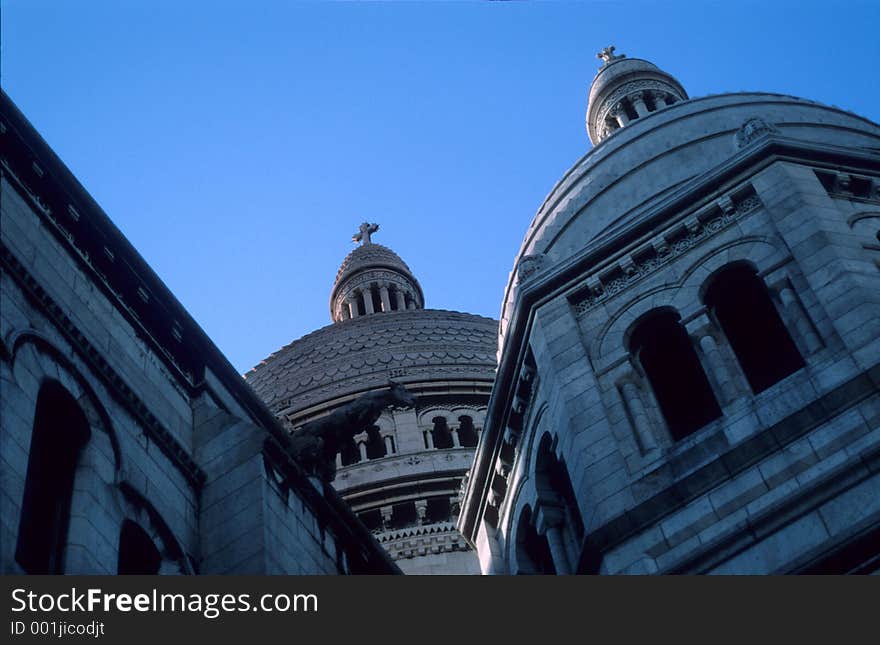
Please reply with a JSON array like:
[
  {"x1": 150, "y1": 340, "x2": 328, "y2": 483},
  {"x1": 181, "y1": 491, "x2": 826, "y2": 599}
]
[
  {"x1": 734, "y1": 117, "x2": 780, "y2": 149},
  {"x1": 517, "y1": 253, "x2": 548, "y2": 283},
  {"x1": 287, "y1": 382, "x2": 416, "y2": 482}
]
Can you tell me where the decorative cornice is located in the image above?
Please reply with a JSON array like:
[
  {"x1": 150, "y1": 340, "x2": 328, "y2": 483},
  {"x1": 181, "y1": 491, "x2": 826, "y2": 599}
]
[
  {"x1": 570, "y1": 191, "x2": 762, "y2": 317},
  {"x1": 0, "y1": 241, "x2": 206, "y2": 488},
  {"x1": 374, "y1": 521, "x2": 473, "y2": 561}
]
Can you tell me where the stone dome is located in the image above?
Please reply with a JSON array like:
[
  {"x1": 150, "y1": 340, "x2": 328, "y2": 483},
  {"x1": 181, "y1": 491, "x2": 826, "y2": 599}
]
[
  {"x1": 333, "y1": 244, "x2": 415, "y2": 291},
  {"x1": 330, "y1": 233, "x2": 425, "y2": 323},
  {"x1": 246, "y1": 231, "x2": 498, "y2": 573},
  {"x1": 587, "y1": 47, "x2": 688, "y2": 144},
  {"x1": 245, "y1": 308, "x2": 498, "y2": 419},
  {"x1": 499, "y1": 85, "x2": 880, "y2": 358}
]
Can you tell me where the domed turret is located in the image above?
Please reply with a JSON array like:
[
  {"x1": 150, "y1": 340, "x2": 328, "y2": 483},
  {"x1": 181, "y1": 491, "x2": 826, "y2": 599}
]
[
  {"x1": 330, "y1": 222, "x2": 424, "y2": 323},
  {"x1": 586, "y1": 46, "x2": 688, "y2": 144}
]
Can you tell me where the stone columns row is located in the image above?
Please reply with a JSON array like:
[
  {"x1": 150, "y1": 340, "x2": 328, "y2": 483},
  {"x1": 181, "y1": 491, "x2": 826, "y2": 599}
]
[
  {"x1": 608, "y1": 91, "x2": 676, "y2": 128},
  {"x1": 375, "y1": 495, "x2": 461, "y2": 530},
  {"x1": 423, "y1": 425, "x2": 482, "y2": 450},
  {"x1": 340, "y1": 282, "x2": 419, "y2": 319}
]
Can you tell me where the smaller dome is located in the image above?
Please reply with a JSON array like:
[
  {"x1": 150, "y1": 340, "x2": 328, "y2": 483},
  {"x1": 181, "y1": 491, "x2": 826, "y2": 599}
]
[
  {"x1": 329, "y1": 224, "x2": 425, "y2": 323},
  {"x1": 333, "y1": 244, "x2": 414, "y2": 290},
  {"x1": 586, "y1": 47, "x2": 688, "y2": 144}
]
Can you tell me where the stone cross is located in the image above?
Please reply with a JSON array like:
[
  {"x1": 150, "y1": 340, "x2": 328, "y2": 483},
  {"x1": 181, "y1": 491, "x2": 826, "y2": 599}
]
[
  {"x1": 352, "y1": 222, "x2": 379, "y2": 245},
  {"x1": 597, "y1": 45, "x2": 624, "y2": 65}
]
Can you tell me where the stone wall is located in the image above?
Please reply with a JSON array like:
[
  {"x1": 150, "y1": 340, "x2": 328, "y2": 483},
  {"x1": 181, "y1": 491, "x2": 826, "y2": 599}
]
[
  {"x1": 466, "y1": 156, "x2": 880, "y2": 575},
  {"x1": 0, "y1": 92, "x2": 395, "y2": 575}
]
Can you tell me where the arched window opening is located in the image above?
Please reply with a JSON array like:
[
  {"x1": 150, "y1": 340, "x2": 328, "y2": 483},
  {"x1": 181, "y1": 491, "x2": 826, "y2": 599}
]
[
  {"x1": 704, "y1": 265, "x2": 804, "y2": 394},
  {"x1": 425, "y1": 497, "x2": 452, "y2": 524},
  {"x1": 431, "y1": 417, "x2": 454, "y2": 449},
  {"x1": 370, "y1": 286, "x2": 383, "y2": 315},
  {"x1": 16, "y1": 380, "x2": 91, "y2": 574},
  {"x1": 629, "y1": 310, "x2": 721, "y2": 441},
  {"x1": 117, "y1": 520, "x2": 161, "y2": 574},
  {"x1": 356, "y1": 292, "x2": 366, "y2": 317},
  {"x1": 339, "y1": 437, "x2": 360, "y2": 466},
  {"x1": 457, "y1": 415, "x2": 479, "y2": 447},
  {"x1": 390, "y1": 502, "x2": 417, "y2": 530},
  {"x1": 364, "y1": 425, "x2": 387, "y2": 460},
  {"x1": 388, "y1": 286, "x2": 399, "y2": 311},
  {"x1": 515, "y1": 506, "x2": 555, "y2": 575}
]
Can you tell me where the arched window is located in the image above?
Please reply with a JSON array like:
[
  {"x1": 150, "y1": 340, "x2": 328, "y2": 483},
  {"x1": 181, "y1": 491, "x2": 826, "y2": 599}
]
[
  {"x1": 388, "y1": 286, "x2": 399, "y2": 311},
  {"x1": 364, "y1": 425, "x2": 387, "y2": 459},
  {"x1": 431, "y1": 417, "x2": 454, "y2": 449},
  {"x1": 390, "y1": 502, "x2": 417, "y2": 529},
  {"x1": 370, "y1": 286, "x2": 383, "y2": 314},
  {"x1": 457, "y1": 415, "x2": 479, "y2": 447},
  {"x1": 629, "y1": 309, "x2": 721, "y2": 441},
  {"x1": 16, "y1": 380, "x2": 91, "y2": 574},
  {"x1": 425, "y1": 497, "x2": 452, "y2": 524},
  {"x1": 117, "y1": 520, "x2": 161, "y2": 574},
  {"x1": 515, "y1": 506, "x2": 556, "y2": 575},
  {"x1": 704, "y1": 264, "x2": 804, "y2": 393}
]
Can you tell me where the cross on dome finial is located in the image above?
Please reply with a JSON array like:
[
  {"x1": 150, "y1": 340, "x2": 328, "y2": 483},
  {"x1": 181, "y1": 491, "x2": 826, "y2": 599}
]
[
  {"x1": 597, "y1": 45, "x2": 625, "y2": 66},
  {"x1": 352, "y1": 222, "x2": 379, "y2": 246}
]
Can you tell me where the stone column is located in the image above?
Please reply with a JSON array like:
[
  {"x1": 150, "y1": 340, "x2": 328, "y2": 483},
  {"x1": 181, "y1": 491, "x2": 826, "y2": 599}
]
[
  {"x1": 363, "y1": 287, "x2": 375, "y2": 314},
  {"x1": 347, "y1": 296, "x2": 358, "y2": 318},
  {"x1": 380, "y1": 506, "x2": 393, "y2": 531},
  {"x1": 610, "y1": 104, "x2": 630, "y2": 128},
  {"x1": 339, "y1": 299, "x2": 350, "y2": 321},
  {"x1": 535, "y1": 504, "x2": 572, "y2": 575},
  {"x1": 383, "y1": 434, "x2": 394, "y2": 454},
  {"x1": 424, "y1": 428, "x2": 435, "y2": 449},
  {"x1": 697, "y1": 332, "x2": 736, "y2": 405},
  {"x1": 630, "y1": 91, "x2": 649, "y2": 117},
  {"x1": 358, "y1": 441, "x2": 368, "y2": 461},
  {"x1": 651, "y1": 91, "x2": 671, "y2": 107},
  {"x1": 415, "y1": 499, "x2": 428, "y2": 525},
  {"x1": 620, "y1": 381, "x2": 657, "y2": 452},
  {"x1": 379, "y1": 283, "x2": 392, "y2": 313},
  {"x1": 406, "y1": 296, "x2": 417, "y2": 310},
  {"x1": 395, "y1": 289, "x2": 407, "y2": 311},
  {"x1": 687, "y1": 315, "x2": 736, "y2": 405},
  {"x1": 448, "y1": 495, "x2": 460, "y2": 520},
  {"x1": 451, "y1": 426, "x2": 461, "y2": 448},
  {"x1": 777, "y1": 285, "x2": 822, "y2": 355}
]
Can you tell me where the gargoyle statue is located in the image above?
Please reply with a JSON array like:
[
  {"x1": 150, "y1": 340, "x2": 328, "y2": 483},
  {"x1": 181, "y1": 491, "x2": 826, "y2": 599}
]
[{"x1": 288, "y1": 382, "x2": 416, "y2": 482}]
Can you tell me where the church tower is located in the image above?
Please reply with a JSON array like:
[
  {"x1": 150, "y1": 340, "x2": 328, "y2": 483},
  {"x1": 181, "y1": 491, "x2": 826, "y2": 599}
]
[
  {"x1": 247, "y1": 224, "x2": 498, "y2": 573},
  {"x1": 460, "y1": 48, "x2": 880, "y2": 574}
]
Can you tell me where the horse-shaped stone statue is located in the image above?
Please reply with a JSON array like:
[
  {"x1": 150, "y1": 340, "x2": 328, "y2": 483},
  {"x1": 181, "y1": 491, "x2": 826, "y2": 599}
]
[{"x1": 288, "y1": 382, "x2": 416, "y2": 482}]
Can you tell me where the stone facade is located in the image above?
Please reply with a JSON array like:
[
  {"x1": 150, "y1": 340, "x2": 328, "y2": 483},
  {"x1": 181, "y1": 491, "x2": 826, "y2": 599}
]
[
  {"x1": 460, "y1": 51, "x2": 880, "y2": 574},
  {"x1": 0, "y1": 91, "x2": 398, "y2": 575},
  {"x1": 247, "y1": 237, "x2": 497, "y2": 574}
]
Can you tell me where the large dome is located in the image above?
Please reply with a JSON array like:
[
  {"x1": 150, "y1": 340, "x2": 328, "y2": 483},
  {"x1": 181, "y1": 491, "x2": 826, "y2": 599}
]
[
  {"x1": 245, "y1": 229, "x2": 499, "y2": 574},
  {"x1": 246, "y1": 308, "x2": 498, "y2": 421}
]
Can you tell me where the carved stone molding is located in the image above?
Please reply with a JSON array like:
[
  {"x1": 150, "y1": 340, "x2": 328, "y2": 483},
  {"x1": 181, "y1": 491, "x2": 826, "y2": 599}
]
[
  {"x1": 734, "y1": 117, "x2": 781, "y2": 149},
  {"x1": 571, "y1": 190, "x2": 763, "y2": 318}
]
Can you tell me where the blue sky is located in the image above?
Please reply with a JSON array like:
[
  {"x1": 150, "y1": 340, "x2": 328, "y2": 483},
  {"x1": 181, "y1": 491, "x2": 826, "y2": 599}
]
[{"x1": 3, "y1": 1, "x2": 879, "y2": 373}]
